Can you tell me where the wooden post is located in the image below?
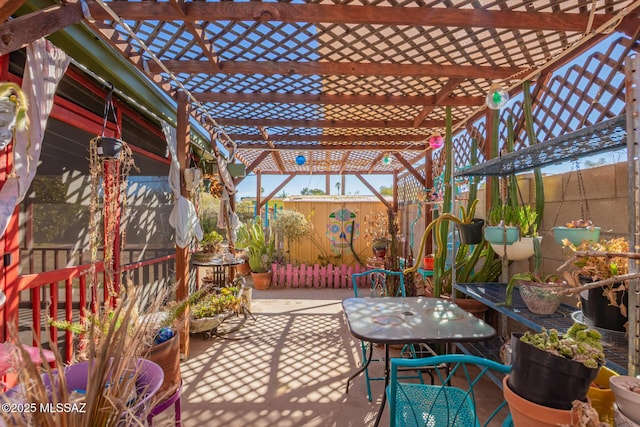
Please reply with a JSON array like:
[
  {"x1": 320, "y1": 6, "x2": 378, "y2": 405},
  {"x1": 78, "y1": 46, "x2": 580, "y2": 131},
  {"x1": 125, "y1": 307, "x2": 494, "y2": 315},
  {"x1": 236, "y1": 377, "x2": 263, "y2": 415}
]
[
  {"x1": 175, "y1": 91, "x2": 191, "y2": 358},
  {"x1": 256, "y1": 170, "x2": 262, "y2": 219},
  {"x1": 393, "y1": 170, "x2": 399, "y2": 214}
]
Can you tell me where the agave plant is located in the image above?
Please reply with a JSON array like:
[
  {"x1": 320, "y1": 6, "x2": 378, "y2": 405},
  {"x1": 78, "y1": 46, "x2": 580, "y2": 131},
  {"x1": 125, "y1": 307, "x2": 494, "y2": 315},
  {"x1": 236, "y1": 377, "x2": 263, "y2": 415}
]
[{"x1": 235, "y1": 219, "x2": 276, "y2": 273}]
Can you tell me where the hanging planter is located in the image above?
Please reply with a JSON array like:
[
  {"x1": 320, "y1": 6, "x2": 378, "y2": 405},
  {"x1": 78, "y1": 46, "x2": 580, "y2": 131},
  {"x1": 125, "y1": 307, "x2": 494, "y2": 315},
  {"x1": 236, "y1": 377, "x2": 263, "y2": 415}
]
[
  {"x1": 552, "y1": 225, "x2": 601, "y2": 246},
  {"x1": 491, "y1": 236, "x2": 541, "y2": 261},
  {"x1": 95, "y1": 136, "x2": 123, "y2": 159},
  {"x1": 455, "y1": 218, "x2": 484, "y2": 245},
  {"x1": 483, "y1": 225, "x2": 519, "y2": 246}
]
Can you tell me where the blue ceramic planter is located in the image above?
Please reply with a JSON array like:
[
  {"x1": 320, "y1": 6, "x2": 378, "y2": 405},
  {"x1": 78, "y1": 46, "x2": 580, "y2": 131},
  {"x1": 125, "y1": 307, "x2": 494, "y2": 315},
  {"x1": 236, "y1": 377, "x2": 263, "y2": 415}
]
[
  {"x1": 484, "y1": 226, "x2": 519, "y2": 245},
  {"x1": 552, "y1": 226, "x2": 601, "y2": 246}
]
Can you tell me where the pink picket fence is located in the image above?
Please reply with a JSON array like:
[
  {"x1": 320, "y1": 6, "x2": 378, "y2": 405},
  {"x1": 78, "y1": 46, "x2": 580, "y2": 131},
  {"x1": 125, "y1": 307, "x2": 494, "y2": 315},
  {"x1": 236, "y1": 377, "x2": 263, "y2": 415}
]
[{"x1": 270, "y1": 263, "x2": 372, "y2": 288}]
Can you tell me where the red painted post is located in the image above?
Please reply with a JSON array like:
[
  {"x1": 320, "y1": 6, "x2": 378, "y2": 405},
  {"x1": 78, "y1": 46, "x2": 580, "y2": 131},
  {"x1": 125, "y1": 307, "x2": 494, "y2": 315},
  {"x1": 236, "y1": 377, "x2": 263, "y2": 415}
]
[
  {"x1": 50, "y1": 282, "x2": 58, "y2": 348},
  {"x1": 32, "y1": 287, "x2": 41, "y2": 345},
  {"x1": 65, "y1": 278, "x2": 73, "y2": 362}
]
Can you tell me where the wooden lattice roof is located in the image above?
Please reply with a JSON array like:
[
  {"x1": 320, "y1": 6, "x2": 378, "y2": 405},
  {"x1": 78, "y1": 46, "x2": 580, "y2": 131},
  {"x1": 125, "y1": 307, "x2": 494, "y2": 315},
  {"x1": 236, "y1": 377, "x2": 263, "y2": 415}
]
[{"x1": 7, "y1": 0, "x2": 640, "y2": 180}]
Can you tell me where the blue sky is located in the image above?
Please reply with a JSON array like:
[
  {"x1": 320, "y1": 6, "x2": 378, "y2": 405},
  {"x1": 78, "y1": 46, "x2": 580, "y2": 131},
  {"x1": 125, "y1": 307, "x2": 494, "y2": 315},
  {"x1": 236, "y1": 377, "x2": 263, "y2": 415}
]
[{"x1": 235, "y1": 173, "x2": 393, "y2": 199}]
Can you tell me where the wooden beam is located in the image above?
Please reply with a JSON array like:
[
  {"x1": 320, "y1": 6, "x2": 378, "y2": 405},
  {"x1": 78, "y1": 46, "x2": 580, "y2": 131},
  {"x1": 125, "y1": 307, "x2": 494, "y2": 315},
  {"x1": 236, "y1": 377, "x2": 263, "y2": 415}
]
[
  {"x1": 175, "y1": 90, "x2": 191, "y2": 359},
  {"x1": 354, "y1": 173, "x2": 391, "y2": 209},
  {"x1": 231, "y1": 134, "x2": 428, "y2": 144},
  {"x1": 414, "y1": 78, "x2": 464, "y2": 127},
  {"x1": 85, "y1": 20, "x2": 172, "y2": 91},
  {"x1": 196, "y1": 92, "x2": 482, "y2": 107},
  {"x1": 245, "y1": 151, "x2": 271, "y2": 175},
  {"x1": 168, "y1": 0, "x2": 220, "y2": 71},
  {"x1": 215, "y1": 118, "x2": 447, "y2": 129},
  {"x1": 259, "y1": 175, "x2": 296, "y2": 208},
  {"x1": 392, "y1": 152, "x2": 425, "y2": 185},
  {"x1": 148, "y1": 59, "x2": 523, "y2": 80},
  {"x1": 258, "y1": 126, "x2": 286, "y2": 174},
  {"x1": 0, "y1": 0, "x2": 26, "y2": 24},
  {"x1": 339, "y1": 152, "x2": 351, "y2": 174},
  {"x1": 236, "y1": 143, "x2": 427, "y2": 151},
  {"x1": 86, "y1": 1, "x2": 614, "y2": 32},
  {"x1": 0, "y1": 1, "x2": 83, "y2": 55}
]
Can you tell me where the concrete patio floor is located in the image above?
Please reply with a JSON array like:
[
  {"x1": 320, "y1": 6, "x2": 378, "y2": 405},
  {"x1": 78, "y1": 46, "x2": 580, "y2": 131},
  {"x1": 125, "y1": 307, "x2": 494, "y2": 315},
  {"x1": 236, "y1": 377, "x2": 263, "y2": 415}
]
[{"x1": 153, "y1": 286, "x2": 507, "y2": 427}]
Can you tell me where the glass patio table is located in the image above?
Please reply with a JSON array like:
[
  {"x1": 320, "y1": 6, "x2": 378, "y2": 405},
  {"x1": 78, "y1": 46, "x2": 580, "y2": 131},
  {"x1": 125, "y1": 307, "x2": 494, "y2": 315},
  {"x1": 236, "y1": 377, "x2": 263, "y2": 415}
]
[{"x1": 342, "y1": 296, "x2": 496, "y2": 427}]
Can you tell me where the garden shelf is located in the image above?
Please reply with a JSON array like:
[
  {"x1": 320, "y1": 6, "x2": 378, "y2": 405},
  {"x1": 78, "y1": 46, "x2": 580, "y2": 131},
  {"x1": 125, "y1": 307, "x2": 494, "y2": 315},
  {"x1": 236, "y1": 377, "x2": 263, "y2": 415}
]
[{"x1": 453, "y1": 282, "x2": 628, "y2": 375}]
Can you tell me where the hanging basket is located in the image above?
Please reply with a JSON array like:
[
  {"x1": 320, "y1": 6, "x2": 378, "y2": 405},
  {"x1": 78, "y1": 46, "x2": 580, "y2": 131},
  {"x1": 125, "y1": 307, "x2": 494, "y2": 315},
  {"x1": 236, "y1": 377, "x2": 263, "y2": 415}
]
[
  {"x1": 455, "y1": 218, "x2": 484, "y2": 245},
  {"x1": 491, "y1": 236, "x2": 540, "y2": 261},
  {"x1": 552, "y1": 226, "x2": 601, "y2": 246},
  {"x1": 484, "y1": 225, "x2": 520, "y2": 246},
  {"x1": 95, "y1": 136, "x2": 123, "y2": 159}
]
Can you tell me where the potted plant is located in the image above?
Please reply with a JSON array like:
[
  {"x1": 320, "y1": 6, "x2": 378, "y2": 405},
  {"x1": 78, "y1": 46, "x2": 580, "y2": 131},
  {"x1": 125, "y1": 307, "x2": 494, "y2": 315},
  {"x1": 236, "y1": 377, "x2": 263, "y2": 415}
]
[
  {"x1": 563, "y1": 236, "x2": 630, "y2": 332},
  {"x1": 193, "y1": 230, "x2": 224, "y2": 263},
  {"x1": 553, "y1": 219, "x2": 601, "y2": 246},
  {"x1": 0, "y1": 82, "x2": 28, "y2": 151},
  {"x1": 504, "y1": 323, "x2": 605, "y2": 424},
  {"x1": 486, "y1": 204, "x2": 540, "y2": 260},
  {"x1": 189, "y1": 286, "x2": 244, "y2": 338},
  {"x1": 270, "y1": 209, "x2": 310, "y2": 263},
  {"x1": 362, "y1": 211, "x2": 392, "y2": 258},
  {"x1": 236, "y1": 219, "x2": 276, "y2": 290}
]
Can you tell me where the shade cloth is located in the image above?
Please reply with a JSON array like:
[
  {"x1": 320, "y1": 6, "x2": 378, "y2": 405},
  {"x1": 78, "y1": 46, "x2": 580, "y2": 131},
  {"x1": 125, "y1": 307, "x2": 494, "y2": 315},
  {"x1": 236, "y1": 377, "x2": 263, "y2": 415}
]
[
  {"x1": 0, "y1": 38, "x2": 70, "y2": 238},
  {"x1": 162, "y1": 122, "x2": 203, "y2": 248}
]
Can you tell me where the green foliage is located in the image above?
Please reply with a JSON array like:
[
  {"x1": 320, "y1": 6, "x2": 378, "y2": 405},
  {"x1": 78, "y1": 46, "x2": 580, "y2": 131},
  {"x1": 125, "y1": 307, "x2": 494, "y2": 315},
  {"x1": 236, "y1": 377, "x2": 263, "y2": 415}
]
[
  {"x1": 271, "y1": 209, "x2": 310, "y2": 243},
  {"x1": 235, "y1": 199, "x2": 256, "y2": 225},
  {"x1": 379, "y1": 185, "x2": 393, "y2": 196},
  {"x1": 198, "y1": 230, "x2": 224, "y2": 254},
  {"x1": 487, "y1": 204, "x2": 538, "y2": 237},
  {"x1": 236, "y1": 219, "x2": 276, "y2": 272},
  {"x1": 300, "y1": 187, "x2": 325, "y2": 195},
  {"x1": 520, "y1": 323, "x2": 605, "y2": 369},
  {"x1": 191, "y1": 287, "x2": 242, "y2": 319}
]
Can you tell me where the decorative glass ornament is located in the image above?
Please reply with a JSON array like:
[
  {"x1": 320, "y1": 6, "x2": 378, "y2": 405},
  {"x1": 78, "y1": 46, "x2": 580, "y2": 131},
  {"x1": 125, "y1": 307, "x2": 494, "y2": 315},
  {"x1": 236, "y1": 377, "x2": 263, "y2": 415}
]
[
  {"x1": 486, "y1": 83, "x2": 509, "y2": 110},
  {"x1": 382, "y1": 153, "x2": 391, "y2": 165},
  {"x1": 428, "y1": 135, "x2": 444, "y2": 149},
  {"x1": 295, "y1": 155, "x2": 306, "y2": 165},
  {"x1": 154, "y1": 326, "x2": 175, "y2": 345}
]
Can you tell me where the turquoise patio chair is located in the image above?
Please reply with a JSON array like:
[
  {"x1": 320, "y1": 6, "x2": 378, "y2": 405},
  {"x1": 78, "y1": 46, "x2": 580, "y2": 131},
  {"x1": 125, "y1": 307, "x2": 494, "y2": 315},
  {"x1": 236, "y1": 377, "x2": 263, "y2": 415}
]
[
  {"x1": 350, "y1": 269, "x2": 426, "y2": 401},
  {"x1": 387, "y1": 354, "x2": 513, "y2": 427}
]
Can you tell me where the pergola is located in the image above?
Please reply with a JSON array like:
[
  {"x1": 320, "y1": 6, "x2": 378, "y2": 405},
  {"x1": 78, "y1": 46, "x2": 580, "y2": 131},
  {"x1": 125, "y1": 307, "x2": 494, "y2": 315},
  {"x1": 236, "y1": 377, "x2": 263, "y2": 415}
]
[{"x1": 7, "y1": 0, "x2": 640, "y2": 208}]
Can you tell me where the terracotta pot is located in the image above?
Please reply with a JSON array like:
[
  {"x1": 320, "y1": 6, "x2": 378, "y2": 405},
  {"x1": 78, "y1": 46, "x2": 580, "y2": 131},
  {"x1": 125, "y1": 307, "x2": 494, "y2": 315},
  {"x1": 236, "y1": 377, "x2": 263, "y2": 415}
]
[
  {"x1": 503, "y1": 375, "x2": 573, "y2": 426},
  {"x1": 251, "y1": 271, "x2": 272, "y2": 290},
  {"x1": 236, "y1": 261, "x2": 251, "y2": 276},
  {"x1": 451, "y1": 296, "x2": 489, "y2": 320},
  {"x1": 143, "y1": 331, "x2": 181, "y2": 398},
  {"x1": 424, "y1": 291, "x2": 489, "y2": 320}
]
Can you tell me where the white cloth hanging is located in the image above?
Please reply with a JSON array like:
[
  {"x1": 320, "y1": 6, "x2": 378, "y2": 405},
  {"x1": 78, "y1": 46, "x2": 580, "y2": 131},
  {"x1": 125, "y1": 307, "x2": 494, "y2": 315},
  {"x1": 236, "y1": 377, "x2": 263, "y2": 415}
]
[
  {"x1": 162, "y1": 122, "x2": 203, "y2": 248},
  {"x1": 0, "y1": 38, "x2": 70, "y2": 238}
]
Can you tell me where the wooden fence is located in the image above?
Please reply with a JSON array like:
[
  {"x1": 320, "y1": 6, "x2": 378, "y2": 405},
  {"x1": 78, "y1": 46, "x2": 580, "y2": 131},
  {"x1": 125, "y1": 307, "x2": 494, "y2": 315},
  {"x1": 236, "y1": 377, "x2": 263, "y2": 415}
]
[{"x1": 270, "y1": 263, "x2": 372, "y2": 288}]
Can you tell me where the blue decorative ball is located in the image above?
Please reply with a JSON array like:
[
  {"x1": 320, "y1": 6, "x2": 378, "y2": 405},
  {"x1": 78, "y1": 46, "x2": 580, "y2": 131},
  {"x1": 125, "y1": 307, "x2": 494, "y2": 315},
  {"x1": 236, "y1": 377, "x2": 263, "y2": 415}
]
[
  {"x1": 295, "y1": 155, "x2": 306, "y2": 165},
  {"x1": 154, "y1": 327, "x2": 175, "y2": 345}
]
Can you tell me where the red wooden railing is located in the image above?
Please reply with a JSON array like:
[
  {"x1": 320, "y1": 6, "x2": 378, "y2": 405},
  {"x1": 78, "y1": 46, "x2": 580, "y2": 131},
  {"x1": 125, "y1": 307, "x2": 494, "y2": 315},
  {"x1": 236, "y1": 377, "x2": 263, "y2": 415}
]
[{"x1": 13, "y1": 254, "x2": 176, "y2": 363}]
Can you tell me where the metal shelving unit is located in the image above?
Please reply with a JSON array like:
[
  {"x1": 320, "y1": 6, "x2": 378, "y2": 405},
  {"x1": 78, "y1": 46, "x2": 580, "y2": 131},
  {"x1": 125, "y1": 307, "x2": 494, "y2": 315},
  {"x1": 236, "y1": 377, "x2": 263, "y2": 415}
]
[
  {"x1": 448, "y1": 60, "x2": 640, "y2": 374},
  {"x1": 454, "y1": 115, "x2": 627, "y2": 177}
]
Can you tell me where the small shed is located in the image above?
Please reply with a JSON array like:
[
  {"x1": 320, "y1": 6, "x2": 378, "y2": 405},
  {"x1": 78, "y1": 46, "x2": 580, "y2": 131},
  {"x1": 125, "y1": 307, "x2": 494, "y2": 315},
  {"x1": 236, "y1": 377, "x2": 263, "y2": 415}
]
[{"x1": 282, "y1": 195, "x2": 391, "y2": 266}]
